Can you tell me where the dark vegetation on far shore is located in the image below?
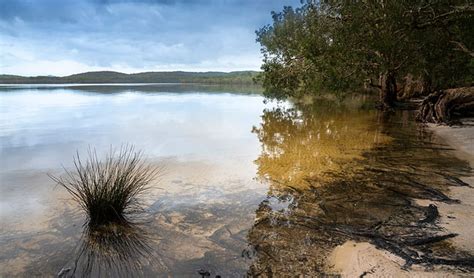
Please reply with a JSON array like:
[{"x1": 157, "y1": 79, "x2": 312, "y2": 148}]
[{"x1": 0, "y1": 70, "x2": 259, "y2": 85}]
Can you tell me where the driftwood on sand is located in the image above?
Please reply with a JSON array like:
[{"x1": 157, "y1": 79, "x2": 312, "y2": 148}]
[{"x1": 416, "y1": 87, "x2": 474, "y2": 124}]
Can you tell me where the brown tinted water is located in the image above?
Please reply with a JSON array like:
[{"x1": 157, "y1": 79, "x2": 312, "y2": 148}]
[{"x1": 0, "y1": 85, "x2": 472, "y2": 277}]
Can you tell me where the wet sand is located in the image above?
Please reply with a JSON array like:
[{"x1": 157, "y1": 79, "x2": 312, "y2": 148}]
[{"x1": 326, "y1": 119, "x2": 474, "y2": 277}]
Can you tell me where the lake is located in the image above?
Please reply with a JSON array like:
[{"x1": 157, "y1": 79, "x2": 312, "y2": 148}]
[{"x1": 0, "y1": 84, "x2": 472, "y2": 276}]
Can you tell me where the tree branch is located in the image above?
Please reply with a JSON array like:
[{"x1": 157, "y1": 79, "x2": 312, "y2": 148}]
[{"x1": 450, "y1": 41, "x2": 474, "y2": 57}]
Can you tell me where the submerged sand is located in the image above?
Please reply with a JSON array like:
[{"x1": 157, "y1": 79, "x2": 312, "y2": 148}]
[{"x1": 326, "y1": 119, "x2": 474, "y2": 277}]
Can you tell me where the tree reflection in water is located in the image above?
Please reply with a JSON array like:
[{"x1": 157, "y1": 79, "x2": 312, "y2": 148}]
[{"x1": 247, "y1": 97, "x2": 474, "y2": 275}]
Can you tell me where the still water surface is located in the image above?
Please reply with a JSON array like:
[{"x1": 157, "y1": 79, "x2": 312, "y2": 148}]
[{"x1": 0, "y1": 84, "x2": 472, "y2": 276}]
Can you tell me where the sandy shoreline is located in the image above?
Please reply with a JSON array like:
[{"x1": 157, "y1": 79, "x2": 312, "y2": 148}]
[
  {"x1": 427, "y1": 119, "x2": 474, "y2": 253},
  {"x1": 429, "y1": 119, "x2": 474, "y2": 165},
  {"x1": 326, "y1": 119, "x2": 474, "y2": 277}
]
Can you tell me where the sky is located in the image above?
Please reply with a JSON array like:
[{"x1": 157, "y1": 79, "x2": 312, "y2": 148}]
[{"x1": 0, "y1": 0, "x2": 301, "y2": 76}]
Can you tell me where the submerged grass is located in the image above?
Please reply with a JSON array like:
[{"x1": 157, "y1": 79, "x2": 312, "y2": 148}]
[{"x1": 50, "y1": 145, "x2": 159, "y2": 226}]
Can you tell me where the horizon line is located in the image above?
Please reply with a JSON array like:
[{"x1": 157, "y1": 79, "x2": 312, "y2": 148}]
[{"x1": 1, "y1": 69, "x2": 262, "y2": 78}]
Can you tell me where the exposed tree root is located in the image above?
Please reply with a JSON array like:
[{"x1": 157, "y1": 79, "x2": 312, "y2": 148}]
[
  {"x1": 416, "y1": 87, "x2": 474, "y2": 124},
  {"x1": 420, "y1": 204, "x2": 439, "y2": 223}
]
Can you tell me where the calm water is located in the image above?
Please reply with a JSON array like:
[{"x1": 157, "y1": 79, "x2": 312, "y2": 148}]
[{"x1": 0, "y1": 84, "x2": 472, "y2": 276}]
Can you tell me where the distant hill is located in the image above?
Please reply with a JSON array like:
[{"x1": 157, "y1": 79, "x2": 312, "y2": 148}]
[{"x1": 0, "y1": 71, "x2": 260, "y2": 84}]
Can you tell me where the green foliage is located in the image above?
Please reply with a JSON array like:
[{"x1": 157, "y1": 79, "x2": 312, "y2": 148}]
[
  {"x1": 255, "y1": 4, "x2": 339, "y2": 99},
  {"x1": 257, "y1": 0, "x2": 473, "y2": 103}
]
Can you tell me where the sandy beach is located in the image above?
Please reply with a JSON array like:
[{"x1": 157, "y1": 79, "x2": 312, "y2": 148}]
[{"x1": 326, "y1": 119, "x2": 474, "y2": 277}]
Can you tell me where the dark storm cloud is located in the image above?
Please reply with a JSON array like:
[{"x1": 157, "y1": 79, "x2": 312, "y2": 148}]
[{"x1": 0, "y1": 0, "x2": 301, "y2": 75}]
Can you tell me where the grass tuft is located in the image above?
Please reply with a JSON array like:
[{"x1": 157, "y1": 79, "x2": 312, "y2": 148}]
[{"x1": 50, "y1": 145, "x2": 159, "y2": 226}]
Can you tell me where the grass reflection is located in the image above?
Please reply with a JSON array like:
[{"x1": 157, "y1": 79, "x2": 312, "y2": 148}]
[{"x1": 65, "y1": 222, "x2": 155, "y2": 277}]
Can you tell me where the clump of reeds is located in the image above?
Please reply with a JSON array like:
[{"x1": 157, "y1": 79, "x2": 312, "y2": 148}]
[{"x1": 50, "y1": 146, "x2": 159, "y2": 226}]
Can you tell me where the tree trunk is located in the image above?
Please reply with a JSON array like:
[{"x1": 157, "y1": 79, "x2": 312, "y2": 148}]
[
  {"x1": 416, "y1": 87, "x2": 474, "y2": 124},
  {"x1": 398, "y1": 74, "x2": 432, "y2": 100},
  {"x1": 379, "y1": 72, "x2": 397, "y2": 109}
]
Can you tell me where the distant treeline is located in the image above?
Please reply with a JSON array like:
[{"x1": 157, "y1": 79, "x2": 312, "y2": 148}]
[{"x1": 0, "y1": 71, "x2": 259, "y2": 84}]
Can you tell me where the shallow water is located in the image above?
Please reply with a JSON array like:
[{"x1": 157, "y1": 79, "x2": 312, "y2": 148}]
[{"x1": 0, "y1": 84, "x2": 472, "y2": 276}]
